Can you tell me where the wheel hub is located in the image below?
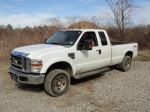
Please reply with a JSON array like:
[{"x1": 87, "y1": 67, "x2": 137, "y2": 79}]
[
  {"x1": 53, "y1": 75, "x2": 66, "y2": 92},
  {"x1": 57, "y1": 81, "x2": 62, "y2": 86},
  {"x1": 125, "y1": 59, "x2": 130, "y2": 68}
]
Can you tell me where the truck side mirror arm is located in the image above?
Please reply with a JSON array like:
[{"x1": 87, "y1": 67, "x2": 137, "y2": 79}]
[{"x1": 44, "y1": 39, "x2": 47, "y2": 43}]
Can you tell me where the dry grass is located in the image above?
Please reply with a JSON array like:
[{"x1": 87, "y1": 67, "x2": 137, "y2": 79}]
[
  {"x1": 0, "y1": 26, "x2": 59, "y2": 63},
  {"x1": 0, "y1": 63, "x2": 8, "y2": 72},
  {"x1": 0, "y1": 18, "x2": 150, "y2": 64},
  {"x1": 133, "y1": 50, "x2": 150, "y2": 61},
  {"x1": 106, "y1": 27, "x2": 150, "y2": 50}
]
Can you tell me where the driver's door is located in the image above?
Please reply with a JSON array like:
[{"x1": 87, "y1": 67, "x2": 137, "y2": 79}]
[{"x1": 75, "y1": 31, "x2": 101, "y2": 74}]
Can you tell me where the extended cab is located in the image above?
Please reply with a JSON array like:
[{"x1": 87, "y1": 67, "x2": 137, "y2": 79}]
[{"x1": 8, "y1": 29, "x2": 138, "y2": 96}]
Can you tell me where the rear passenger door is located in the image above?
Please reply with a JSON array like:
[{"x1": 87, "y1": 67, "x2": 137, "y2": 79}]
[{"x1": 97, "y1": 31, "x2": 111, "y2": 67}]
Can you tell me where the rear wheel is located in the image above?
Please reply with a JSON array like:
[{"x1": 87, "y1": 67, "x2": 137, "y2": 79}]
[
  {"x1": 44, "y1": 69, "x2": 70, "y2": 97},
  {"x1": 119, "y1": 56, "x2": 131, "y2": 72}
]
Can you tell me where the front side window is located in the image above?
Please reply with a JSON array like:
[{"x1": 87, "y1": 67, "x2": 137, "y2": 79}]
[
  {"x1": 79, "y1": 32, "x2": 98, "y2": 47},
  {"x1": 45, "y1": 31, "x2": 82, "y2": 45}
]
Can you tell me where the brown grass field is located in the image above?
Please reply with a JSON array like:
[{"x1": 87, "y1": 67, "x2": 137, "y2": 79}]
[
  {"x1": 0, "y1": 20, "x2": 150, "y2": 64},
  {"x1": 133, "y1": 50, "x2": 150, "y2": 61}
]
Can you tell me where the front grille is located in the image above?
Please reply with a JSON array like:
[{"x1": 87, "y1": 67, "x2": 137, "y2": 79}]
[
  {"x1": 10, "y1": 54, "x2": 30, "y2": 73},
  {"x1": 11, "y1": 64, "x2": 22, "y2": 70}
]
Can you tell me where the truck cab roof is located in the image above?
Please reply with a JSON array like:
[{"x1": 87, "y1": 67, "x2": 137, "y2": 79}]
[{"x1": 60, "y1": 29, "x2": 106, "y2": 32}]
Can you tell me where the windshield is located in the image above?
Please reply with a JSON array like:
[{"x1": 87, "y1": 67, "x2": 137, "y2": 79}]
[{"x1": 45, "y1": 31, "x2": 82, "y2": 45}]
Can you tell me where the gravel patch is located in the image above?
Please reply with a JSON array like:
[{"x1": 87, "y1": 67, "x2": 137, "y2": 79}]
[{"x1": 0, "y1": 61, "x2": 150, "y2": 112}]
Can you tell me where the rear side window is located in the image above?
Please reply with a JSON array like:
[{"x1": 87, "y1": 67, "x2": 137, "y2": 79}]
[{"x1": 98, "y1": 32, "x2": 108, "y2": 46}]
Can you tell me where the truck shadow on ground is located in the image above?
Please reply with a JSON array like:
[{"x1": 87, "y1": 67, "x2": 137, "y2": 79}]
[
  {"x1": 15, "y1": 73, "x2": 106, "y2": 93},
  {"x1": 15, "y1": 83, "x2": 44, "y2": 93},
  {"x1": 71, "y1": 65, "x2": 121, "y2": 85}
]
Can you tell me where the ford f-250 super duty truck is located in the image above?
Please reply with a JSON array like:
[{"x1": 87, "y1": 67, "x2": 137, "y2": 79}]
[{"x1": 8, "y1": 29, "x2": 138, "y2": 96}]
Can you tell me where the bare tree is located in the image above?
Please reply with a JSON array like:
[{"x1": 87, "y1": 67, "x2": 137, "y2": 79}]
[{"x1": 105, "y1": 0, "x2": 140, "y2": 39}]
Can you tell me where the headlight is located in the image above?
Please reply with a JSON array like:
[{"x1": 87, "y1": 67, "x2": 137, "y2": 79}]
[{"x1": 31, "y1": 59, "x2": 42, "y2": 73}]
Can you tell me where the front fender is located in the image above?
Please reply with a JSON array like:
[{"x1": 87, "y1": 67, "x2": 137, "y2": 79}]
[{"x1": 40, "y1": 56, "x2": 76, "y2": 75}]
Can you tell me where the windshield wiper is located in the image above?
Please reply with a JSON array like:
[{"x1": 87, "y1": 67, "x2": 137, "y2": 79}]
[
  {"x1": 47, "y1": 42, "x2": 73, "y2": 46},
  {"x1": 49, "y1": 42, "x2": 59, "y2": 44},
  {"x1": 49, "y1": 42, "x2": 64, "y2": 46},
  {"x1": 62, "y1": 44, "x2": 73, "y2": 45}
]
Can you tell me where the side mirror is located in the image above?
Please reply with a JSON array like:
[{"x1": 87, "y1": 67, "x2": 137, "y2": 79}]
[
  {"x1": 44, "y1": 39, "x2": 47, "y2": 43},
  {"x1": 77, "y1": 39, "x2": 92, "y2": 50},
  {"x1": 84, "y1": 39, "x2": 92, "y2": 50}
]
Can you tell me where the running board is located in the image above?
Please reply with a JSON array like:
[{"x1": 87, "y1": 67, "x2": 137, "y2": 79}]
[{"x1": 73, "y1": 67, "x2": 110, "y2": 79}]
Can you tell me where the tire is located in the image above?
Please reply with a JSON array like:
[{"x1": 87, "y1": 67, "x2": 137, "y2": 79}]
[
  {"x1": 119, "y1": 56, "x2": 131, "y2": 72},
  {"x1": 44, "y1": 69, "x2": 70, "y2": 97}
]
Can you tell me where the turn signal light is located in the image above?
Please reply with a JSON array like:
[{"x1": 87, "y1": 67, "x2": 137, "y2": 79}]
[
  {"x1": 31, "y1": 63, "x2": 42, "y2": 67},
  {"x1": 89, "y1": 45, "x2": 92, "y2": 49}
]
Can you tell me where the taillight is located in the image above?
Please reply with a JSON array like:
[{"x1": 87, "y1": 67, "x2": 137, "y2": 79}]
[{"x1": 134, "y1": 45, "x2": 137, "y2": 48}]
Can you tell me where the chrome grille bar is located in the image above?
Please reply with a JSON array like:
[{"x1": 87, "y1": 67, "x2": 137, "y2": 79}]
[{"x1": 10, "y1": 54, "x2": 30, "y2": 73}]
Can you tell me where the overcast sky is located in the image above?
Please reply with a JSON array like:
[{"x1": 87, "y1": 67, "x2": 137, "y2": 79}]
[{"x1": 0, "y1": 0, "x2": 150, "y2": 28}]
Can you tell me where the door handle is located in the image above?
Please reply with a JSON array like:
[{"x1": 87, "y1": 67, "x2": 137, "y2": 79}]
[{"x1": 96, "y1": 49, "x2": 101, "y2": 54}]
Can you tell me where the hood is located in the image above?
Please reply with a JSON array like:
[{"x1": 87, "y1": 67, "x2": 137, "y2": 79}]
[{"x1": 11, "y1": 44, "x2": 70, "y2": 57}]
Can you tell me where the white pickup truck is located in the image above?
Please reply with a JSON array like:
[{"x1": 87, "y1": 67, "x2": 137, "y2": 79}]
[{"x1": 9, "y1": 29, "x2": 138, "y2": 96}]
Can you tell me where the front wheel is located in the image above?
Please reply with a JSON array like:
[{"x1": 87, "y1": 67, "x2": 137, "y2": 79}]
[
  {"x1": 119, "y1": 56, "x2": 131, "y2": 72},
  {"x1": 44, "y1": 69, "x2": 70, "y2": 97}
]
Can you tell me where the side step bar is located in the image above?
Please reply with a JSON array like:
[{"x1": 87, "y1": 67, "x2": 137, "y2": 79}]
[{"x1": 73, "y1": 67, "x2": 110, "y2": 79}]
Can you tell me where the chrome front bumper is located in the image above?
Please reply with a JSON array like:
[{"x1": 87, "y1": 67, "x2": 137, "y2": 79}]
[{"x1": 8, "y1": 67, "x2": 45, "y2": 85}]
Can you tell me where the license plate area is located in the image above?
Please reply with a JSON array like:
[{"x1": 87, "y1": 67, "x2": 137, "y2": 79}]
[{"x1": 10, "y1": 73, "x2": 18, "y2": 81}]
